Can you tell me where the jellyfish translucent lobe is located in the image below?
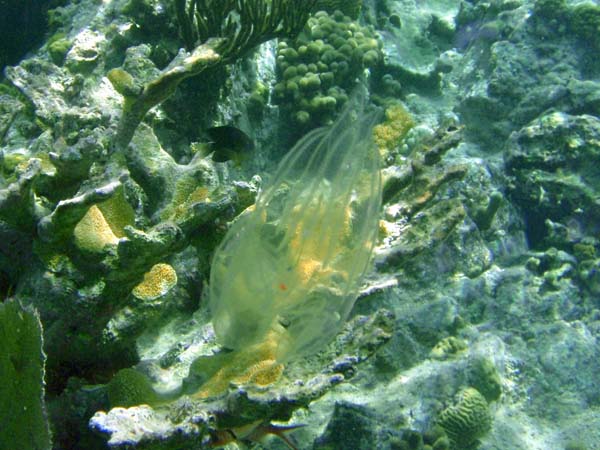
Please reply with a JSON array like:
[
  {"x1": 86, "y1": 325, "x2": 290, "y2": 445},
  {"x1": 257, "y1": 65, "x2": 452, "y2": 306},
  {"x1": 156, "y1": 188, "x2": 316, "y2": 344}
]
[{"x1": 209, "y1": 94, "x2": 382, "y2": 361}]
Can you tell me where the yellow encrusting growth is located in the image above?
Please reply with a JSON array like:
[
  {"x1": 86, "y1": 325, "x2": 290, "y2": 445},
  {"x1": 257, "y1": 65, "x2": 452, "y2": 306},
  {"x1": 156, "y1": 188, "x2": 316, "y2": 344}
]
[
  {"x1": 73, "y1": 187, "x2": 135, "y2": 252},
  {"x1": 161, "y1": 176, "x2": 212, "y2": 221},
  {"x1": 96, "y1": 186, "x2": 136, "y2": 238},
  {"x1": 73, "y1": 205, "x2": 119, "y2": 252},
  {"x1": 373, "y1": 103, "x2": 414, "y2": 153},
  {"x1": 132, "y1": 263, "x2": 178, "y2": 301},
  {"x1": 192, "y1": 330, "x2": 284, "y2": 399}
]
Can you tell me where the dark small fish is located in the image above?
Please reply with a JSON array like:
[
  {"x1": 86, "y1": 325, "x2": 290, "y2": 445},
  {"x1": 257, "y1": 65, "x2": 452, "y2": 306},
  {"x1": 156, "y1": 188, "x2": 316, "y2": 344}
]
[{"x1": 205, "y1": 125, "x2": 254, "y2": 165}]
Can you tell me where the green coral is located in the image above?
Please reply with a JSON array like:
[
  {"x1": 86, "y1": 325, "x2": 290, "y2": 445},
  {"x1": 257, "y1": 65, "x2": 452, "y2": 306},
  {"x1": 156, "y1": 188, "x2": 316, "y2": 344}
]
[
  {"x1": 273, "y1": 10, "x2": 381, "y2": 130},
  {"x1": 432, "y1": 435, "x2": 451, "y2": 450},
  {"x1": 472, "y1": 191, "x2": 503, "y2": 231},
  {"x1": 394, "y1": 427, "x2": 451, "y2": 450},
  {"x1": 565, "y1": 442, "x2": 588, "y2": 450},
  {"x1": 160, "y1": 174, "x2": 212, "y2": 222},
  {"x1": 96, "y1": 186, "x2": 137, "y2": 239},
  {"x1": 247, "y1": 81, "x2": 270, "y2": 118},
  {"x1": 532, "y1": 0, "x2": 568, "y2": 20},
  {"x1": 107, "y1": 368, "x2": 158, "y2": 408},
  {"x1": 574, "y1": 242, "x2": 596, "y2": 261},
  {"x1": 436, "y1": 387, "x2": 492, "y2": 449},
  {"x1": 107, "y1": 68, "x2": 142, "y2": 100},
  {"x1": 0, "y1": 299, "x2": 51, "y2": 450},
  {"x1": 47, "y1": 33, "x2": 72, "y2": 66},
  {"x1": 467, "y1": 357, "x2": 502, "y2": 403},
  {"x1": 312, "y1": 0, "x2": 363, "y2": 19},
  {"x1": 429, "y1": 336, "x2": 467, "y2": 360}
]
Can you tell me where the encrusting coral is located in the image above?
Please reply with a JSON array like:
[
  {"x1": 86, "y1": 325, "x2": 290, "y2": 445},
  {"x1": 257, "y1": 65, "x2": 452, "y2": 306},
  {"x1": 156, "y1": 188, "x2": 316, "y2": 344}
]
[
  {"x1": 131, "y1": 263, "x2": 178, "y2": 301},
  {"x1": 73, "y1": 205, "x2": 120, "y2": 253},
  {"x1": 373, "y1": 102, "x2": 415, "y2": 153},
  {"x1": 107, "y1": 368, "x2": 158, "y2": 408},
  {"x1": 71, "y1": 186, "x2": 136, "y2": 252},
  {"x1": 191, "y1": 330, "x2": 285, "y2": 399}
]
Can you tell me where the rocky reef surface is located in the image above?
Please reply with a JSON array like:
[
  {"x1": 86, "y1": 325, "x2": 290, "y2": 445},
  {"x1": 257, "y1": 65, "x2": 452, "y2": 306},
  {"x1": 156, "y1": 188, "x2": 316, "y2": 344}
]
[{"x1": 1, "y1": 0, "x2": 599, "y2": 449}]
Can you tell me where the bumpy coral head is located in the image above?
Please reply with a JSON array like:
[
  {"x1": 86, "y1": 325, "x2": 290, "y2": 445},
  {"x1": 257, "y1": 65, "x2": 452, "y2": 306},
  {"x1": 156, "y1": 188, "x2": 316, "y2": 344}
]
[{"x1": 209, "y1": 91, "x2": 382, "y2": 362}]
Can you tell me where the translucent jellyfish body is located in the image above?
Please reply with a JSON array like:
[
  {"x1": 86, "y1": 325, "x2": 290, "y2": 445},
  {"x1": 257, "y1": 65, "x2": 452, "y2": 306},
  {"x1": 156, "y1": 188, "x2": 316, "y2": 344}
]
[{"x1": 209, "y1": 96, "x2": 382, "y2": 361}]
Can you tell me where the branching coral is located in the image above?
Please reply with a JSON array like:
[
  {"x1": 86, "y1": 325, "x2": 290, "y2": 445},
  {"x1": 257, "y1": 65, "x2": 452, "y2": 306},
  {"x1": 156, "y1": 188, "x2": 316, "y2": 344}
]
[
  {"x1": 0, "y1": 92, "x2": 247, "y2": 390},
  {"x1": 112, "y1": 0, "x2": 318, "y2": 151}
]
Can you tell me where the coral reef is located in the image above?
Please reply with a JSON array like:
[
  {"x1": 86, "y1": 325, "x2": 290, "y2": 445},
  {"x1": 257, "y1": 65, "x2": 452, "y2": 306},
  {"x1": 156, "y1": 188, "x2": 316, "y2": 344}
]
[
  {"x1": 312, "y1": 0, "x2": 364, "y2": 20},
  {"x1": 91, "y1": 310, "x2": 394, "y2": 447},
  {"x1": 107, "y1": 368, "x2": 158, "y2": 408},
  {"x1": 436, "y1": 387, "x2": 492, "y2": 449},
  {"x1": 273, "y1": 10, "x2": 381, "y2": 130},
  {"x1": 505, "y1": 112, "x2": 600, "y2": 249},
  {"x1": 1, "y1": 0, "x2": 599, "y2": 448},
  {"x1": 376, "y1": 125, "x2": 472, "y2": 274},
  {"x1": 113, "y1": 0, "x2": 318, "y2": 150}
]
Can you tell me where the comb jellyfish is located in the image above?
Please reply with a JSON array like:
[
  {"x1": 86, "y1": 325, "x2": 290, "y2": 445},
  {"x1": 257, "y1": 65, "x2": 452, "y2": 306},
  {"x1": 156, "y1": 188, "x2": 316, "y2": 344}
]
[{"x1": 209, "y1": 94, "x2": 382, "y2": 362}]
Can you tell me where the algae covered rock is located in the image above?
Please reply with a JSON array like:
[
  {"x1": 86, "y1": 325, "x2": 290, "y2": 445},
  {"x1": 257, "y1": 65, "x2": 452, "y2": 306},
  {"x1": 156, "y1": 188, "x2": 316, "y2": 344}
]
[
  {"x1": 505, "y1": 112, "x2": 600, "y2": 249},
  {"x1": 313, "y1": 402, "x2": 379, "y2": 449},
  {"x1": 47, "y1": 34, "x2": 73, "y2": 66},
  {"x1": 430, "y1": 336, "x2": 467, "y2": 360},
  {"x1": 107, "y1": 368, "x2": 158, "y2": 408},
  {"x1": 467, "y1": 356, "x2": 502, "y2": 403}
]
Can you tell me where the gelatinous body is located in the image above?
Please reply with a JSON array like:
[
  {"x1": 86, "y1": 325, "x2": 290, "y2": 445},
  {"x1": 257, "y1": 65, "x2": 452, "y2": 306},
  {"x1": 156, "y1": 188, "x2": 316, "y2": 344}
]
[{"x1": 209, "y1": 95, "x2": 382, "y2": 361}]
